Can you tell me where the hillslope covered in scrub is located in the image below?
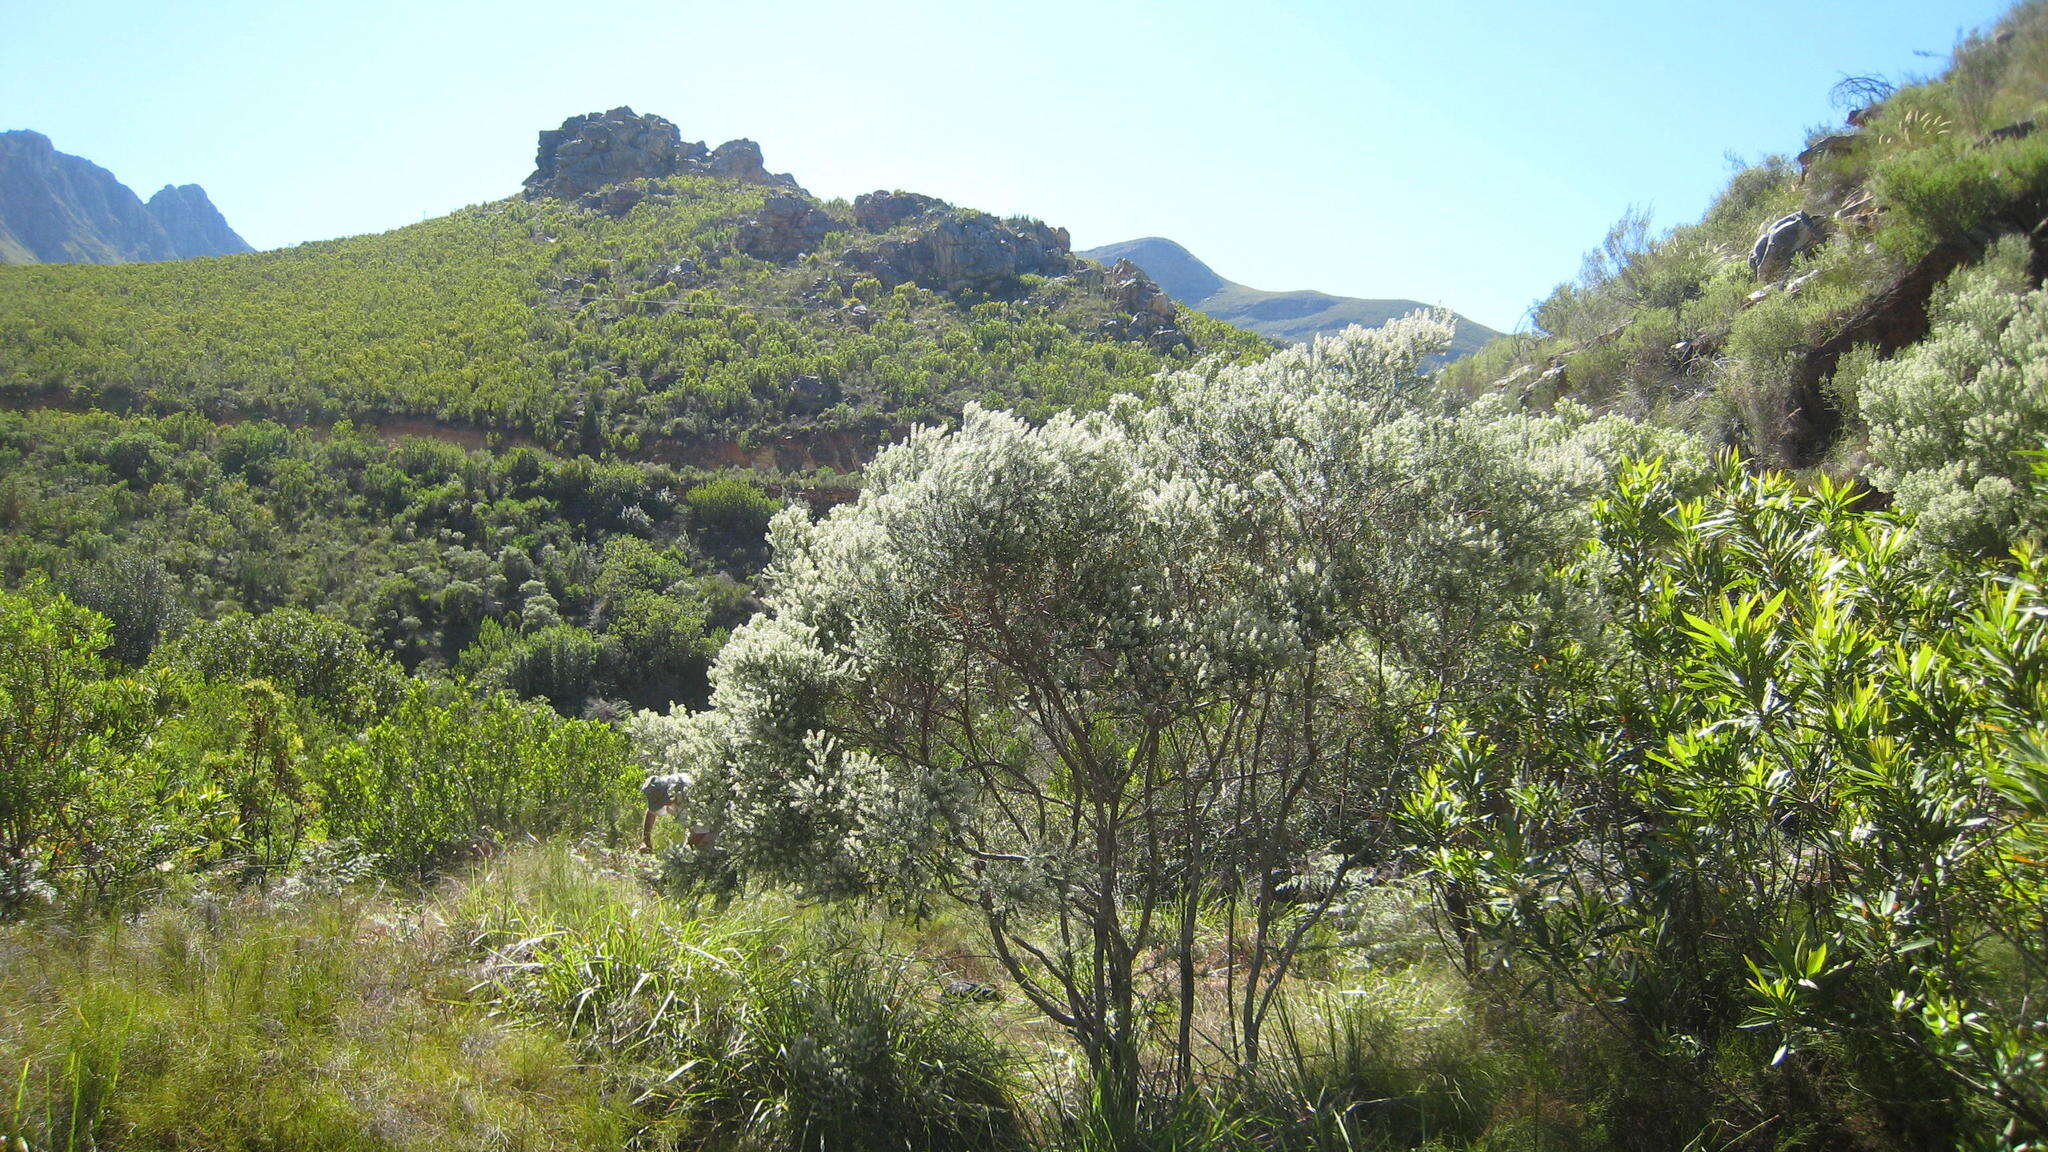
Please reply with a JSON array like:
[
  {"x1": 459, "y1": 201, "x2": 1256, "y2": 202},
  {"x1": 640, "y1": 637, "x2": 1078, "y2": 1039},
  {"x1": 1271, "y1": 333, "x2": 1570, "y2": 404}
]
[
  {"x1": 13, "y1": 7, "x2": 2048, "y2": 1152},
  {"x1": 1447, "y1": 4, "x2": 2048, "y2": 478},
  {"x1": 0, "y1": 112, "x2": 1259, "y2": 463},
  {"x1": 0, "y1": 110, "x2": 1261, "y2": 712}
]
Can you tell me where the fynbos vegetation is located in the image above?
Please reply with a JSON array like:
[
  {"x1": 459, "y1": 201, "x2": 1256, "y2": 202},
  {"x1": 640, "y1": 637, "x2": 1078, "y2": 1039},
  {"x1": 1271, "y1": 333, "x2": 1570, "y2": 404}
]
[{"x1": 8, "y1": 4, "x2": 2048, "y2": 1151}]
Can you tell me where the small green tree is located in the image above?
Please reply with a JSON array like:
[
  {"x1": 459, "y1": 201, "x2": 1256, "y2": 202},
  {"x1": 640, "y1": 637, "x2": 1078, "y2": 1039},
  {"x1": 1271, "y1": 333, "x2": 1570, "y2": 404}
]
[
  {"x1": 0, "y1": 584, "x2": 112, "y2": 908},
  {"x1": 684, "y1": 474, "x2": 782, "y2": 539},
  {"x1": 640, "y1": 316, "x2": 1696, "y2": 1117}
]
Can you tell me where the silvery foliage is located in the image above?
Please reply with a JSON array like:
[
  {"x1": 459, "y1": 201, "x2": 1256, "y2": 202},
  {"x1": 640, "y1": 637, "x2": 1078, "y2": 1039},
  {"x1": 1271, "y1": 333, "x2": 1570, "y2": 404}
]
[
  {"x1": 1862, "y1": 236, "x2": 2048, "y2": 554},
  {"x1": 633, "y1": 312, "x2": 1699, "y2": 897}
]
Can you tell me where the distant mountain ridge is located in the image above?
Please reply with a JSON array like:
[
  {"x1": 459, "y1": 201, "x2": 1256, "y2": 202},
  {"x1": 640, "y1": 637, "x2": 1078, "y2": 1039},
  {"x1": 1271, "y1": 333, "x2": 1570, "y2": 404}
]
[
  {"x1": 0, "y1": 130, "x2": 250, "y2": 264},
  {"x1": 1079, "y1": 236, "x2": 1499, "y2": 357}
]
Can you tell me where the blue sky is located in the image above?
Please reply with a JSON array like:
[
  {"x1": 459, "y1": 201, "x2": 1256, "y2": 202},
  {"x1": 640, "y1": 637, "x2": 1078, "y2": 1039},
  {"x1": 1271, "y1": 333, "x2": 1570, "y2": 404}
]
[{"x1": 1, "y1": 0, "x2": 2014, "y2": 331}]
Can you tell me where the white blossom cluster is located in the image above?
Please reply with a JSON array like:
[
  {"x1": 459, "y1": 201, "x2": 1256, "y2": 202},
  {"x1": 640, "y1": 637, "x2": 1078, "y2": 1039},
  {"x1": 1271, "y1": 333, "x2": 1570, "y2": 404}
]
[
  {"x1": 1860, "y1": 236, "x2": 2048, "y2": 554},
  {"x1": 633, "y1": 313, "x2": 1702, "y2": 895}
]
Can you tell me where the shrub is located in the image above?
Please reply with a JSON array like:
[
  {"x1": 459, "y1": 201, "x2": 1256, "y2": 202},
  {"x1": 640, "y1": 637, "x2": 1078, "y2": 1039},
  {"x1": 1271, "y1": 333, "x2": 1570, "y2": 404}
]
[
  {"x1": 0, "y1": 584, "x2": 112, "y2": 910},
  {"x1": 1861, "y1": 236, "x2": 2048, "y2": 553},
  {"x1": 1405, "y1": 459, "x2": 2048, "y2": 1148},
  {"x1": 310, "y1": 681, "x2": 633, "y2": 874},
  {"x1": 684, "y1": 474, "x2": 783, "y2": 538},
  {"x1": 153, "y1": 609, "x2": 405, "y2": 724}
]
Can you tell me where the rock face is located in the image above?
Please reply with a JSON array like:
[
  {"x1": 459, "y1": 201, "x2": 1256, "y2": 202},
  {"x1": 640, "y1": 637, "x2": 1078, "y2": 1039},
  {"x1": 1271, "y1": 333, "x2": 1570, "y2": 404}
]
[
  {"x1": 1750, "y1": 211, "x2": 1826, "y2": 281},
  {"x1": 735, "y1": 193, "x2": 842, "y2": 261},
  {"x1": 145, "y1": 184, "x2": 250, "y2": 259},
  {"x1": 522, "y1": 108, "x2": 799, "y2": 203},
  {"x1": 1079, "y1": 236, "x2": 1500, "y2": 357},
  {"x1": 840, "y1": 210, "x2": 1075, "y2": 294},
  {"x1": 0, "y1": 130, "x2": 251, "y2": 264},
  {"x1": 852, "y1": 190, "x2": 944, "y2": 233},
  {"x1": 1100, "y1": 258, "x2": 1185, "y2": 350}
]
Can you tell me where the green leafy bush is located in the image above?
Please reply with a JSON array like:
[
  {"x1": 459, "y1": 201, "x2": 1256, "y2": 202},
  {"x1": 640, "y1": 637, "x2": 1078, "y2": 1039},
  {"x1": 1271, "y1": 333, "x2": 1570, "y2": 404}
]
[
  {"x1": 1405, "y1": 458, "x2": 2048, "y2": 1148},
  {"x1": 311, "y1": 681, "x2": 633, "y2": 874},
  {"x1": 153, "y1": 608, "x2": 405, "y2": 724},
  {"x1": 684, "y1": 473, "x2": 782, "y2": 538}
]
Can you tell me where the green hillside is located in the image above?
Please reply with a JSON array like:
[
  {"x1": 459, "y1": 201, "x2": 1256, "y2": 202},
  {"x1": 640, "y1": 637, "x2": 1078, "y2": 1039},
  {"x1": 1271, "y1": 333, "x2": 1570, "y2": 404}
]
[
  {"x1": 0, "y1": 164, "x2": 1259, "y2": 462},
  {"x1": 1080, "y1": 235, "x2": 1501, "y2": 355},
  {"x1": 0, "y1": 117, "x2": 1261, "y2": 708}
]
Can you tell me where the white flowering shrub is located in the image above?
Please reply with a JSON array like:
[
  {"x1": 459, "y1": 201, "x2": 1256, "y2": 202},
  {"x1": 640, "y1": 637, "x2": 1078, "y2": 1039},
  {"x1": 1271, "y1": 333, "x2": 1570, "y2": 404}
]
[
  {"x1": 1862, "y1": 236, "x2": 2048, "y2": 553},
  {"x1": 634, "y1": 313, "x2": 1702, "y2": 1102}
]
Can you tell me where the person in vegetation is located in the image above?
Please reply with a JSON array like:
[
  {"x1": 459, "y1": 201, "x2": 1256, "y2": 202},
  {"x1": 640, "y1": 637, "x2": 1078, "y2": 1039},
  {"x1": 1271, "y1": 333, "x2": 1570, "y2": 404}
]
[{"x1": 640, "y1": 771, "x2": 714, "y2": 852}]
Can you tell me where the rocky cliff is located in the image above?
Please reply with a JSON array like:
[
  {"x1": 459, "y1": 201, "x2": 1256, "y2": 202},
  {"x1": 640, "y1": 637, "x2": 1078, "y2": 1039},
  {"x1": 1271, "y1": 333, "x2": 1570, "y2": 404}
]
[{"x1": 0, "y1": 130, "x2": 251, "y2": 264}]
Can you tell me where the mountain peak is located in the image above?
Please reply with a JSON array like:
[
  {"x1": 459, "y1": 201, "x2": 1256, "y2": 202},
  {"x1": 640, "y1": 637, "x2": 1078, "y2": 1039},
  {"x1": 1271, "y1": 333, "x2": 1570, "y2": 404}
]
[
  {"x1": 1079, "y1": 235, "x2": 1498, "y2": 357},
  {"x1": 145, "y1": 183, "x2": 251, "y2": 259},
  {"x1": 1080, "y1": 237, "x2": 1226, "y2": 303},
  {"x1": 0, "y1": 131, "x2": 250, "y2": 264}
]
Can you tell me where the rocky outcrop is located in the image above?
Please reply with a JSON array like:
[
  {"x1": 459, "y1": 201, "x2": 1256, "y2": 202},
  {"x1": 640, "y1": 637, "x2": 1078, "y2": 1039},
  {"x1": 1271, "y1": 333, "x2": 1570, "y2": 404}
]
[
  {"x1": 735, "y1": 193, "x2": 842, "y2": 261},
  {"x1": 523, "y1": 108, "x2": 800, "y2": 203},
  {"x1": 852, "y1": 190, "x2": 944, "y2": 232},
  {"x1": 1797, "y1": 134, "x2": 1858, "y2": 178},
  {"x1": 0, "y1": 130, "x2": 250, "y2": 264},
  {"x1": 1100, "y1": 258, "x2": 1186, "y2": 350},
  {"x1": 840, "y1": 210, "x2": 1075, "y2": 294}
]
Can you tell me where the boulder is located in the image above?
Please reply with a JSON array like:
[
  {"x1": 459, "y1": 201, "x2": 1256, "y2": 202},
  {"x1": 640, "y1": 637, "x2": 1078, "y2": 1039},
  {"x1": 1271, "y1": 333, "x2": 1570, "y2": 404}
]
[
  {"x1": 706, "y1": 139, "x2": 767, "y2": 181},
  {"x1": 524, "y1": 107, "x2": 700, "y2": 199},
  {"x1": 1988, "y1": 120, "x2": 2037, "y2": 145},
  {"x1": 853, "y1": 190, "x2": 945, "y2": 232},
  {"x1": 786, "y1": 374, "x2": 842, "y2": 415},
  {"x1": 702, "y1": 139, "x2": 799, "y2": 189},
  {"x1": 1107, "y1": 258, "x2": 1176, "y2": 321},
  {"x1": 1750, "y1": 211, "x2": 1826, "y2": 282},
  {"x1": 1097, "y1": 258, "x2": 1188, "y2": 351}
]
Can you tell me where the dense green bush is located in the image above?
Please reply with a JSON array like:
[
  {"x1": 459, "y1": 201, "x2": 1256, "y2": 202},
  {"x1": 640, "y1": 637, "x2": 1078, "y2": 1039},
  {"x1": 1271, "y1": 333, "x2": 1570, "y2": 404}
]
[
  {"x1": 684, "y1": 473, "x2": 783, "y2": 539},
  {"x1": 1405, "y1": 458, "x2": 2048, "y2": 1148},
  {"x1": 312, "y1": 681, "x2": 635, "y2": 875},
  {"x1": 0, "y1": 583, "x2": 114, "y2": 910},
  {"x1": 152, "y1": 608, "x2": 405, "y2": 724}
]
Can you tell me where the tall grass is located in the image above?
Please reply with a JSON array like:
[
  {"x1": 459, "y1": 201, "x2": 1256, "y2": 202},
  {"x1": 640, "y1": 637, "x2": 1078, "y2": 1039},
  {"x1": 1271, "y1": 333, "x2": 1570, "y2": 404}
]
[
  {"x1": 0, "y1": 869, "x2": 635, "y2": 1151},
  {"x1": 467, "y1": 848, "x2": 1027, "y2": 1152}
]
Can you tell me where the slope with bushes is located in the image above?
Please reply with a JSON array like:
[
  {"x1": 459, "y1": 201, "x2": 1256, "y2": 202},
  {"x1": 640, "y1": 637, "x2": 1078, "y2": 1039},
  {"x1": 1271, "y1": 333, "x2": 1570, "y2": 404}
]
[
  {"x1": 1447, "y1": 1, "x2": 2048, "y2": 474},
  {"x1": 0, "y1": 156, "x2": 1261, "y2": 460}
]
